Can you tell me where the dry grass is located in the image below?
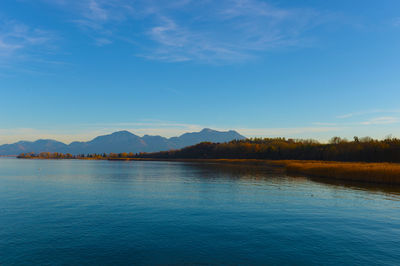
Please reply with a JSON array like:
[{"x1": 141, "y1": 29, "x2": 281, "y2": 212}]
[
  {"x1": 25, "y1": 155, "x2": 399, "y2": 185},
  {"x1": 109, "y1": 158, "x2": 400, "y2": 184},
  {"x1": 123, "y1": 158, "x2": 400, "y2": 185},
  {"x1": 274, "y1": 160, "x2": 400, "y2": 184}
]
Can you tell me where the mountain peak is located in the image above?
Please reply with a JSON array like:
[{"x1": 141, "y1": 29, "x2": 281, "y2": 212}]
[
  {"x1": 200, "y1": 128, "x2": 215, "y2": 133},
  {"x1": 111, "y1": 130, "x2": 135, "y2": 136},
  {"x1": 0, "y1": 128, "x2": 245, "y2": 155}
]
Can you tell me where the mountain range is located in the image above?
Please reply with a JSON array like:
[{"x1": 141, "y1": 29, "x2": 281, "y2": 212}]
[{"x1": 0, "y1": 128, "x2": 245, "y2": 155}]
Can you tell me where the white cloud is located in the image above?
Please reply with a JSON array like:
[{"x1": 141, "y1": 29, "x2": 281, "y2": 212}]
[
  {"x1": 69, "y1": 0, "x2": 134, "y2": 28},
  {"x1": 337, "y1": 109, "x2": 400, "y2": 119},
  {"x1": 312, "y1": 122, "x2": 338, "y2": 126},
  {"x1": 0, "y1": 128, "x2": 83, "y2": 145},
  {"x1": 86, "y1": 0, "x2": 109, "y2": 21},
  {"x1": 0, "y1": 18, "x2": 55, "y2": 66},
  {"x1": 360, "y1": 116, "x2": 400, "y2": 125},
  {"x1": 140, "y1": 0, "x2": 326, "y2": 63},
  {"x1": 41, "y1": 0, "x2": 329, "y2": 63},
  {"x1": 95, "y1": 37, "x2": 112, "y2": 46},
  {"x1": 5, "y1": 118, "x2": 399, "y2": 145},
  {"x1": 0, "y1": 121, "x2": 343, "y2": 145},
  {"x1": 237, "y1": 127, "x2": 341, "y2": 137},
  {"x1": 317, "y1": 110, "x2": 400, "y2": 128},
  {"x1": 392, "y1": 17, "x2": 400, "y2": 27},
  {"x1": 0, "y1": 121, "x2": 205, "y2": 144}
]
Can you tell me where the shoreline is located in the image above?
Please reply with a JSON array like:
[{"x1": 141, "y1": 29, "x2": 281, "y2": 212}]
[
  {"x1": 113, "y1": 158, "x2": 400, "y2": 185},
  {"x1": 16, "y1": 157, "x2": 400, "y2": 185}
]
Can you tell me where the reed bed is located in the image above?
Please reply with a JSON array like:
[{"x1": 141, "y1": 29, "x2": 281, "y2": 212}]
[
  {"x1": 278, "y1": 160, "x2": 400, "y2": 184},
  {"x1": 111, "y1": 158, "x2": 400, "y2": 184},
  {"x1": 18, "y1": 154, "x2": 400, "y2": 184}
]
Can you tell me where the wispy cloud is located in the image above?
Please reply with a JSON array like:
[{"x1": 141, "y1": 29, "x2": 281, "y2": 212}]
[
  {"x1": 0, "y1": 121, "x2": 205, "y2": 144},
  {"x1": 0, "y1": 18, "x2": 55, "y2": 69},
  {"x1": 237, "y1": 126, "x2": 341, "y2": 137},
  {"x1": 0, "y1": 120, "x2": 343, "y2": 145},
  {"x1": 0, "y1": 128, "x2": 108, "y2": 145},
  {"x1": 337, "y1": 110, "x2": 375, "y2": 119},
  {"x1": 94, "y1": 37, "x2": 112, "y2": 46},
  {"x1": 139, "y1": 0, "x2": 327, "y2": 63},
  {"x1": 40, "y1": 0, "x2": 331, "y2": 63},
  {"x1": 360, "y1": 116, "x2": 400, "y2": 125},
  {"x1": 312, "y1": 122, "x2": 338, "y2": 126},
  {"x1": 75, "y1": 120, "x2": 343, "y2": 139},
  {"x1": 392, "y1": 17, "x2": 400, "y2": 27},
  {"x1": 314, "y1": 110, "x2": 400, "y2": 129},
  {"x1": 337, "y1": 109, "x2": 400, "y2": 119}
]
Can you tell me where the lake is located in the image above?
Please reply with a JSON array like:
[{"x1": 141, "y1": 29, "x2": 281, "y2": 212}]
[{"x1": 1, "y1": 158, "x2": 400, "y2": 265}]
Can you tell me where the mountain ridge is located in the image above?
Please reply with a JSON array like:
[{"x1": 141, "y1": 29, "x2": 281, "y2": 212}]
[{"x1": 0, "y1": 128, "x2": 245, "y2": 155}]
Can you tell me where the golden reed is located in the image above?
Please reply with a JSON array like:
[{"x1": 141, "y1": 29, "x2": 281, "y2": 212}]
[{"x1": 275, "y1": 160, "x2": 400, "y2": 185}]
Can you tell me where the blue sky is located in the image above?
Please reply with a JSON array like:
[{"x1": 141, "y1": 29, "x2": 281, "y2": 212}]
[{"x1": 1, "y1": 0, "x2": 400, "y2": 144}]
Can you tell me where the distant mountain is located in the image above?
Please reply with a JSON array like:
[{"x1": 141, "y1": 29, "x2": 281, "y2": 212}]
[
  {"x1": 169, "y1": 128, "x2": 244, "y2": 148},
  {"x1": 67, "y1": 131, "x2": 146, "y2": 155},
  {"x1": 0, "y1": 140, "x2": 68, "y2": 156},
  {"x1": 0, "y1": 128, "x2": 245, "y2": 155}
]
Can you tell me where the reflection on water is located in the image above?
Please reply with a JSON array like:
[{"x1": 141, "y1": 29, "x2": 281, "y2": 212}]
[
  {"x1": 186, "y1": 161, "x2": 400, "y2": 200},
  {"x1": 1, "y1": 158, "x2": 400, "y2": 265},
  {"x1": 307, "y1": 175, "x2": 400, "y2": 199},
  {"x1": 184, "y1": 161, "x2": 286, "y2": 179}
]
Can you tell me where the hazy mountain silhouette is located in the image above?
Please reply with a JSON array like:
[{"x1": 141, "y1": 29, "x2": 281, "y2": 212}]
[
  {"x1": 0, "y1": 128, "x2": 245, "y2": 155},
  {"x1": 0, "y1": 140, "x2": 68, "y2": 155}
]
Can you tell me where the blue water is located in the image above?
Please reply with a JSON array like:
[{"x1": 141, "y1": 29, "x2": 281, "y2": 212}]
[{"x1": 1, "y1": 158, "x2": 400, "y2": 265}]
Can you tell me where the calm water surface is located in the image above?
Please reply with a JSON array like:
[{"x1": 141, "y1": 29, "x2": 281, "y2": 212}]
[{"x1": 1, "y1": 158, "x2": 400, "y2": 265}]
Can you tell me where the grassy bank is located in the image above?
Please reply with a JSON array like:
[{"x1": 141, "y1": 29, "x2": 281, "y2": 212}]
[
  {"x1": 275, "y1": 160, "x2": 400, "y2": 185},
  {"x1": 17, "y1": 154, "x2": 400, "y2": 185},
  {"x1": 110, "y1": 158, "x2": 400, "y2": 185}
]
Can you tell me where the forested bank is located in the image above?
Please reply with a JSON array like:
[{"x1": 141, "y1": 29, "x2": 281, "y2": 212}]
[
  {"x1": 17, "y1": 136, "x2": 400, "y2": 163},
  {"x1": 136, "y1": 137, "x2": 400, "y2": 163}
]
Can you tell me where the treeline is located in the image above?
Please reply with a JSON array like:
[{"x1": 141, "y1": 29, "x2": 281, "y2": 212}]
[
  {"x1": 17, "y1": 152, "x2": 136, "y2": 159},
  {"x1": 17, "y1": 136, "x2": 400, "y2": 163},
  {"x1": 18, "y1": 152, "x2": 97, "y2": 159},
  {"x1": 136, "y1": 137, "x2": 400, "y2": 163}
]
